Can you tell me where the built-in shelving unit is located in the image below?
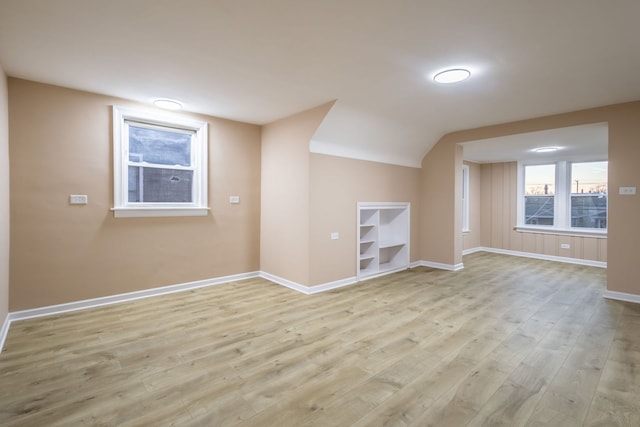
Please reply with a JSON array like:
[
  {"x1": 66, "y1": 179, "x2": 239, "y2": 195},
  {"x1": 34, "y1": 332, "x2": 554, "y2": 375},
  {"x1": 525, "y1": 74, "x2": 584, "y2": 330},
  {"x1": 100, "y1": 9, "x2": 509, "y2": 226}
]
[{"x1": 357, "y1": 202, "x2": 410, "y2": 280}]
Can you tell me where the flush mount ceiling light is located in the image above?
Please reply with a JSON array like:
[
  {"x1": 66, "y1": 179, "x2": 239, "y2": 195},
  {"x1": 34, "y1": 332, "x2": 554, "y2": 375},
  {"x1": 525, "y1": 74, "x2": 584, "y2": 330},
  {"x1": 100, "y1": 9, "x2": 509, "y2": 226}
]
[
  {"x1": 433, "y1": 68, "x2": 471, "y2": 84},
  {"x1": 153, "y1": 99, "x2": 183, "y2": 110},
  {"x1": 532, "y1": 146, "x2": 560, "y2": 153}
]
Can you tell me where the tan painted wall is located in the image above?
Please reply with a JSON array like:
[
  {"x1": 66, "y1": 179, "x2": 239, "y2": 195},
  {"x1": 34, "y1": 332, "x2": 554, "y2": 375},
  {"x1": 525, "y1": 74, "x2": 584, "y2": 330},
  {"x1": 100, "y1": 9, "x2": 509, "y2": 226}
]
[
  {"x1": 8, "y1": 79, "x2": 262, "y2": 310},
  {"x1": 0, "y1": 66, "x2": 9, "y2": 326},
  {"x1": 425, "y1": 101, "x2": 640, "y2": 296},
  {"x1": 260, "y1": 102, "x2": 333, "y2": 285},
  {"x1": 309, "y1": 154, "x2": 421, "y2": 286},
  {"x1": 462, "y1": 161, "x2": 481, "y2": 251},
  {"x1": 607, "y1": 104, "x2": 640, "y2": 295},
  {"x1": 478, "y1": 162, "x2": 606, "y2": 262},
  {"x1": 420, "y1": 139, "x2": 463, "y2": 267}
]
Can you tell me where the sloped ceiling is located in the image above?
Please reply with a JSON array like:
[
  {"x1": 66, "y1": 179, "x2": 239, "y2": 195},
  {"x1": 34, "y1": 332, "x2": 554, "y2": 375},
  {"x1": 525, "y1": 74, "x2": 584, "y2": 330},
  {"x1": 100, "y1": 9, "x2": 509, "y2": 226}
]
[{"x1": 0, "y1": 1, "x2": 639, "y2": 167}]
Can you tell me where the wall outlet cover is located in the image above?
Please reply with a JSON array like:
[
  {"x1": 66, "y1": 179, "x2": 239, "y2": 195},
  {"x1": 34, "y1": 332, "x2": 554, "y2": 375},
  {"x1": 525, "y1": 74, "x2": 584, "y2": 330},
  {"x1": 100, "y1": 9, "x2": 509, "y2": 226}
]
[
  {"x1": 619, "y1": 186, "x2": 637, "y2": 195},
  {"x1": 69, "y1": 194, "x2": 88, "y2": 205}
]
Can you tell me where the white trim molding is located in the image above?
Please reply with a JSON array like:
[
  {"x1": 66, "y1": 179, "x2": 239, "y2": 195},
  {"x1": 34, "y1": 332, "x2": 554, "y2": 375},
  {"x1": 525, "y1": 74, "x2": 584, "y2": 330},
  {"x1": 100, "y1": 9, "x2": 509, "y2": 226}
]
[
  {"x1": 0, "y1": 314, "x2": 10, "y2": 355},
  {"x1": 111, "y1": 207, "x2": 210, "y2": 218},
  {"x1": 464, "y1": 247, "x2": 607, "y2": 268},
  {"x1": 307, "y1": 277, "x2": 358, "y2": 294},
  {"x1": 259, "y1": 271, "x2": 358, "y2": 295},
  {"x1": 462, "y1": 247, "x2": 485, "y2": 256},
  {"x1": 7, "y1": 271, "x2": 260, "y2": 323},
  {"x1": 0, "y1": 271, "x2": 260, "y2": 354},
  {"x1": 603, "y1": 290, "x2": 640, "y2": 304},
  {"x1": 112, "y1": 105, "x2": 209, "y2": 218},
  {"x1": 411, "y1": 260, "x2": 464, "y2": 271},
  {"x1": 259, "y1": 272, "x2": 310, "y2": 294}
]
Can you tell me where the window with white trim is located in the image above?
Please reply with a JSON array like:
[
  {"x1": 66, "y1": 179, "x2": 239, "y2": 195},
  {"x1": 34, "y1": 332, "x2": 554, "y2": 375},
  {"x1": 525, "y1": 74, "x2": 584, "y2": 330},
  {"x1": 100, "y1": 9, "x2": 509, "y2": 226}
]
[
  {"x1": 518, "y1": 160, "x2": 607, "y2": 233},
  {"x1": 112, "y1": 106, "x2": 209, "y2": 218}
]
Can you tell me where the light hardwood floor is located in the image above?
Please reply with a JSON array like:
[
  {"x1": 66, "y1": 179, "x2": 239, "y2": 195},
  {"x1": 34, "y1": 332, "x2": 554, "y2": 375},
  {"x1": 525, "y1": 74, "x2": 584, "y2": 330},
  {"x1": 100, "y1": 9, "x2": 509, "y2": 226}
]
[{"x1": 1, "y1": 252, "x2": 639, "y2": 426}]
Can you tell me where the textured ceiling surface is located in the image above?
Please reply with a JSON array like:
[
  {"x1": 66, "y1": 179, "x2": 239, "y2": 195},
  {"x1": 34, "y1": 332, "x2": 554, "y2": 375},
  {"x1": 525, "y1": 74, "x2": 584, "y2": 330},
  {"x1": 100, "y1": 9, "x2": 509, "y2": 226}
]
[{"x1": 0, "y1": 0, "x2": 637, "y2": 166}]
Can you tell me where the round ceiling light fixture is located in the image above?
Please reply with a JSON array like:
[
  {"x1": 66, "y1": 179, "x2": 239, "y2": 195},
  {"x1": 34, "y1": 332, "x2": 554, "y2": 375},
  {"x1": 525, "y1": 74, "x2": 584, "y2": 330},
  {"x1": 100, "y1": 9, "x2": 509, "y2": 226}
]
[
  {"x1": 433, "y1": 68, "x2": 471, "y2": 84},
  {"x1": 153, "y1": 99, "x2": 183, "y2": 110},
  {"x1": 532, "y1": 146, "x2": 560, "y2": 153}
]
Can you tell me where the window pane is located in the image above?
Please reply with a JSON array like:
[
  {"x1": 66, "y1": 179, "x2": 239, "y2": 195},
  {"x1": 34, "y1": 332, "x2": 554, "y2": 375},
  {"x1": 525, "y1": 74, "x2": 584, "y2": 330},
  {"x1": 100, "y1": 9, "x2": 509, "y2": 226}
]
[
  {"x1": 571, "y1": 161, "x2": 607, "y2": 229},
  {"x1": 524, "y1": 164, "x2": 555, "y2": 225},
  {"x1": 128, "y1": 167, "x2": 193, "y2": 203},
  {"x1": 128, "y1": 124, "x2": 192, "y2": 166}
]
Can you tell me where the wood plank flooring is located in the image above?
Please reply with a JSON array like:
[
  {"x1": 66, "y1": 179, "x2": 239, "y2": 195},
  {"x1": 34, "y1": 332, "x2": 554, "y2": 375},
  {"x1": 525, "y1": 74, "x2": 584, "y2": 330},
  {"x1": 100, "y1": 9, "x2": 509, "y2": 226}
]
[{"x1": 1, "y1": 252, "x2": 639, "y2": 426}]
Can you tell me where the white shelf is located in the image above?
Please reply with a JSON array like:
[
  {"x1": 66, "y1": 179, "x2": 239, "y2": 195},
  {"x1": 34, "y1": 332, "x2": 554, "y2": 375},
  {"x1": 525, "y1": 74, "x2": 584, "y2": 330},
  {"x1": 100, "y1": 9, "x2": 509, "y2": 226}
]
[
  {"x1": 379, "y1": 261, "x2": 407, "y2": 272},
  {"x1": 359, "y1": 267, "x2": 378, "y2": 276},
  {"x1": 357, "y1": 202, "x2": 410, "y2": 280},
  {"x1": 379, "y1": 240, "x2": 405, "y2": 249}
]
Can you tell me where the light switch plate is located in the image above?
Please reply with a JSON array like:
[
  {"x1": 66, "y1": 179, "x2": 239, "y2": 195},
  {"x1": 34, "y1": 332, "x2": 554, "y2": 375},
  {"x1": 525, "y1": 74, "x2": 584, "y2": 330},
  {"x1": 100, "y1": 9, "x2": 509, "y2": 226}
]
[
  {"x1": 619, "y1": 186, "x2": 637, "y2": 195},
  {"x1": 69, "y1": 194, "x2": 88, "y2": 205},
  {"x1": 229, "y1": 196, "x2": 240, "y2": 204}
]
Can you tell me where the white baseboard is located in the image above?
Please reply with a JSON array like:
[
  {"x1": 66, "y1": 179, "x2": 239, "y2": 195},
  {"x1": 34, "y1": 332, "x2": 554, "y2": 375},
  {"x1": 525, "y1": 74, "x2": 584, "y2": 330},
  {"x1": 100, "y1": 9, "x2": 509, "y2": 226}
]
[
  {"x1": 307, "y1": 276, "x2": 358, "y2": 294},
  {"x1": 465, "y1": 247, "x2": 607, "y2": 268},
  {"x1": 259, "y1": 272, "x2": 310, "y2": 294},
  {"x1": 259, "y1": 271, "x2": 358, "y2": 295},
  {"x1": 0, "y1": 313, "x2": 10, "y2": 355},
  {"x1": 412, "y1": 260, "x2": 464, "y2": 271},
  {"x1": 0, "y1": 271, "x2": 262, "y2": 354},
  {"x1": 1, "y1": 248, "x2": 618, "y2": 355},
  {"x1": 603, "y1": 290, "x2": 640, "y2": 304},
  {"x1": 6, "y1": 271, "x2": 261, "y2": 325},
  {"x1": 462, "y1": 247, "x2": 485, "y2": 256}
]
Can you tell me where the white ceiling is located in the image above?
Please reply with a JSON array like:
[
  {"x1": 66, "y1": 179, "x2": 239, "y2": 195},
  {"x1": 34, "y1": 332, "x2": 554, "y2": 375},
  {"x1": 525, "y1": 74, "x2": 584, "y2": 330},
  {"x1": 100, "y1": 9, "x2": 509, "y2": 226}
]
[
  {"x1": 462, "y1": 122, "x2": 608, "y2": 164},
  {"x1": 0, "y1": 1, "x2": 638, "y2": 167}
]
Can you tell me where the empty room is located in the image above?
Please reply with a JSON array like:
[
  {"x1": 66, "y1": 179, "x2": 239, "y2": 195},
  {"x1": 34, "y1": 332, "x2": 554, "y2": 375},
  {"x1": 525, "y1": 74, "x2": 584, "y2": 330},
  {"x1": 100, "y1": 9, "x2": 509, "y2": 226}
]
[{"x1": 1, "y1": 1, "x2": 639, "y2": 426}]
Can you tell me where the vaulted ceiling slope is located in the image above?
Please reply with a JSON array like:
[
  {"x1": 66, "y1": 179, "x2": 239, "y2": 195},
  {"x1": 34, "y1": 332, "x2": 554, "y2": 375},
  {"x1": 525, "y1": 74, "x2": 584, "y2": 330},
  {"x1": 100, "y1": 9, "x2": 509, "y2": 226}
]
[{"x1": 1, "y1": 1, "x2": 639, "y2": 167}]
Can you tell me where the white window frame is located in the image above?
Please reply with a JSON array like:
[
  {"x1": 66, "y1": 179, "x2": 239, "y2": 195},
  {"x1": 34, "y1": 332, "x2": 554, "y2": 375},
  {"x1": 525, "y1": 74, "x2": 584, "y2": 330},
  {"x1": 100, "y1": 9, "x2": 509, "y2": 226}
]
[
  {"x1": 462, "y1": 164, "x2": 470, "y2": 232},
  {"x1": 112, "y1": 106, "x2": 209, "y2": 218},
  {"x1": 516, "y1": 160, "x2": 607, "y2": 237}
]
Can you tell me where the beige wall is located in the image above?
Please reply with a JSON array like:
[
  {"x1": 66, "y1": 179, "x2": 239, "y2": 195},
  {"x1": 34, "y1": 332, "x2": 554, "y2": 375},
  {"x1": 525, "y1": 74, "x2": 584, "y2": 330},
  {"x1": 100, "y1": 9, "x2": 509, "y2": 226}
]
[
  {"x1": 478, "y1": 162, "x2": 606, "y2": 262},
  {"x1": 260, "y1": 102, "x2": 333, "y2": 285},
  {"x1": 9, "y1": 79, "x2": 262, "y2": 310},
  {"x1": 0, "y1": 66, "x2": 9, "y2": 326},
  {"x1": 420, "y1": 138, "x2": 463, "y2": 267},
  {"x1": 462, "y1": 161, "x2": 481, "y2": 251},
  {"x1": 6, "y1": 75, "x2": 640, "y2": 312},
  {"x1": 425, "y1": 101, "x2": 640, "y2": 296},
  {"x1": 309, "y1": 153, "x2": 421, "y2": 286}
]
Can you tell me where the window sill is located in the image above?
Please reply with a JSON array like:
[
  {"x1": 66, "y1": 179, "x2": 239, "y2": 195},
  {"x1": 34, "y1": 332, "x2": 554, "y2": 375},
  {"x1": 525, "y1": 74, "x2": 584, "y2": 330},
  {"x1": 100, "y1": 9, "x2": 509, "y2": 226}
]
[
  {"x1": 514, "y1": 226, "x2": 607, "y2": 239},
  {"x1": 111, "y1": 207, "x2": 210, "y2": 218}
]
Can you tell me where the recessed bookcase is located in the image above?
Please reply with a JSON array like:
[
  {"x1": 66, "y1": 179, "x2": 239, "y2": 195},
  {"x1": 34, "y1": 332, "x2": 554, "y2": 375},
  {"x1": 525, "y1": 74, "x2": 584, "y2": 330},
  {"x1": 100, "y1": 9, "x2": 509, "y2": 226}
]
[{"x1": 357, "y1": 202, "x2": 410, "y2": 280}]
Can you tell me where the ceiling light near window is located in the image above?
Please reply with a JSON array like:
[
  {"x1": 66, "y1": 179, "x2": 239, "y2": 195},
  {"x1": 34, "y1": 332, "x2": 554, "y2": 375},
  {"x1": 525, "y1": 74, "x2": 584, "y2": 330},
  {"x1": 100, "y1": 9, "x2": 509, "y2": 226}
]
[
  {"x1": 153, "y1": 99, "x2": 183, "y2": 110},
  {"x1": 532, "y1": 146, "x2": 560, "y2": 153},
  {"x1": 433, "y1": 68, "x2": 471, "y2": 84}
]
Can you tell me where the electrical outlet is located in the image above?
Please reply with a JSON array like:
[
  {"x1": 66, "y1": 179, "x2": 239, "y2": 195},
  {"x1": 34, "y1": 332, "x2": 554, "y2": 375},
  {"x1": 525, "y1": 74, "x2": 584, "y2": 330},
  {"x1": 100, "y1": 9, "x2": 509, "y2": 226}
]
[
  {"x1": 560, "y1": 243, "x2": 570, "y2": 249},
  {"x1": 229, "y1": 196, "x2": 240, "y2": 204},
  {"x1": 619, "y1": 186, "x2": 637, "y2": 195},
  {"x1": 330, "y1": 232, "x2": 339, "y2": 240},
  {"x1": 69, "y1": 194, "x2": 88, "y2": 205}
]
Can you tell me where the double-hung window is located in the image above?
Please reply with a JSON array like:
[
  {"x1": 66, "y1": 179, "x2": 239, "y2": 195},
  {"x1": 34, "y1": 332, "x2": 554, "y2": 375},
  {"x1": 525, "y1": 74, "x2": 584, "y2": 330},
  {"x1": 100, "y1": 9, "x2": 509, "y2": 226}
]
[
  {"x1": 518, "y1": 160, "x2": 607, "y2": 234},
  {"x1": 112, "y1": 106, "x2": 209, "y2": 217}
]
